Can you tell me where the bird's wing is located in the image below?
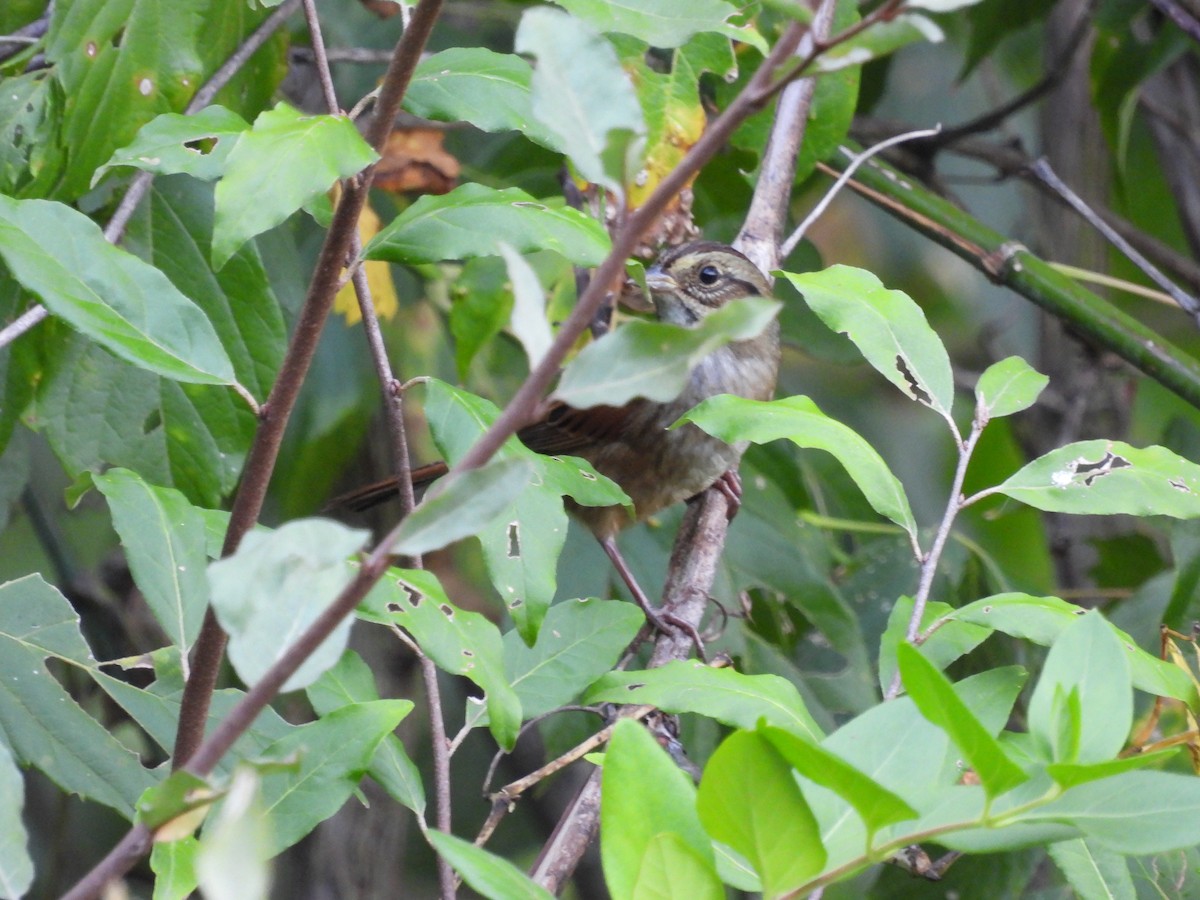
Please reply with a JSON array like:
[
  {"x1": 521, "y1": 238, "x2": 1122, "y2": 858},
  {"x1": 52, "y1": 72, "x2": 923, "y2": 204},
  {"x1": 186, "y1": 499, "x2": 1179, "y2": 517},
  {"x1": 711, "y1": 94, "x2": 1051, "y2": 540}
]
[{"x1": 517, "y1": 401, "x2": 643, "y2": 456}]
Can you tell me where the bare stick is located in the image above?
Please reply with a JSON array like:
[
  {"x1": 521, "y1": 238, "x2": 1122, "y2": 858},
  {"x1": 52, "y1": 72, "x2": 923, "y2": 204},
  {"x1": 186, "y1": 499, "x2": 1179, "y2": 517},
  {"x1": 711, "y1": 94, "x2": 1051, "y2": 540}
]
[
  {"x1": 782, "y1": 126, "x2": 942, "y2": 259},
  {"x1": 171, "y1": 0, "x2": 444, "y2": 769},
  {"x1": 1030, "y1": 157, "x2": 1200, "y2": 323},
  {"x1": 738, "y1": 0, "x2": 837, "y2": 273}
]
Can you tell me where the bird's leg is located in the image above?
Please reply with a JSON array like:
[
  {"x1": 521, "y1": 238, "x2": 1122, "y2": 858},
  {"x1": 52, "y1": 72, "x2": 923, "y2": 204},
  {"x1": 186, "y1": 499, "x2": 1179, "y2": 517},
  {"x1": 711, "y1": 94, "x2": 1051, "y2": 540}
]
[
  {"x1": 598, "y1": 536, "x2": 673, "y2": 630},
  {"x1": 597, "y1": 536, "x2": 708, "y2": 659}
]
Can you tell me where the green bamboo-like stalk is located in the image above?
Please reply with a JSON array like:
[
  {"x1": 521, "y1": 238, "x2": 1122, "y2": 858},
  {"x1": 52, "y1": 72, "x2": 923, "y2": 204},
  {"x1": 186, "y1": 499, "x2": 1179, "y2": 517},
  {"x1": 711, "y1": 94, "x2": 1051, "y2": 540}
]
[{"x1": 824, "y1": 148, "x2": 1200, "y2": 411}]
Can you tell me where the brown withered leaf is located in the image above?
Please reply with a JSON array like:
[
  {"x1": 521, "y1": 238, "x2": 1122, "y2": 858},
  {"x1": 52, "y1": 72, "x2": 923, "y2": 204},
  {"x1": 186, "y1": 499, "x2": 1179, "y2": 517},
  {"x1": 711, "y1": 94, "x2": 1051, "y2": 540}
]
[
  {"x1": 359, "y1": 0, "x2": 401, "y2": 18},
  {"x1": 375, "y1": 127, "x2": 460, "y2": 195}
]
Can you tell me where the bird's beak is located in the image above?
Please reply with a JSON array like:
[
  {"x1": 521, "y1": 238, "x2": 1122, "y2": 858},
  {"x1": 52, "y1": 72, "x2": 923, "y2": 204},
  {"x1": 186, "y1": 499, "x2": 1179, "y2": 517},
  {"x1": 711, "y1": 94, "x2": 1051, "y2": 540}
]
[{"x1": 644, "y1": 269, "x2": 677, "y2": 294}]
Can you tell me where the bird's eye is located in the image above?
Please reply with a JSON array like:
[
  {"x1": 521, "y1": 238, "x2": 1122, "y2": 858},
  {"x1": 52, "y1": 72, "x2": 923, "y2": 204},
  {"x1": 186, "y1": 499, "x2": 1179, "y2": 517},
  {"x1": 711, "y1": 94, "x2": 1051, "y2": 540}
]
[{"x1": 698, "y1": 265, "x2": 720, "y2": 285}]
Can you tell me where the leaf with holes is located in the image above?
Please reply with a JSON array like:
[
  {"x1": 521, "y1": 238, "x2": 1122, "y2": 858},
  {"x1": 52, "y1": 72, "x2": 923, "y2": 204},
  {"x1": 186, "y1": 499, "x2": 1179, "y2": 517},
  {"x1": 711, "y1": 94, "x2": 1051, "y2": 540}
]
[
  {"x1": 421, "y1": 379, "x2": 629, "y2": 643},
  {"x1": 360, "y1": 568, "x2": 522, "y2": 750},
  {"x1": 95, "y1": 106, "x2": 249, "y2": 183},
  {"x1": 995, "y1": 440, "x2": 1200, "y2": 518},
  {"x1": 780, "y1": 265, "x2": 954, "y2": 417}
]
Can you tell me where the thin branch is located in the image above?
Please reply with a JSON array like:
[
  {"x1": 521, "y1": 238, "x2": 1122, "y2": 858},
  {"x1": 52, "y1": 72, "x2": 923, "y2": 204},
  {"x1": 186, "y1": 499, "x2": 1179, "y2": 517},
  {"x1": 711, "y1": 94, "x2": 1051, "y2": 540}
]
[
  {"x1": 1030, "y1": 157, "x2": 1200, "y2": 323},
  {"x1": 0, "y1": 305, "x2": 48, "y2": 351},
  {"x1": 171, "y1": 0, "x2": 444, "y2": 769},
  {"x1": 0, "y1": 0, "x2": 51, "y2": 65},
  {"x1": 1149, "y1": 0, "x2": 1200, "y2": 44},
  {"x1": 301, "y1": 4, "x2": 452, "y2": 889},
  {"x1": 885, "y1": 417, "x2": 984, "y2": 700},
  {"x1": 782, "y1": 125, "x2": 942, "y2": 259},
  {"x1": 738, "y1": 0, "x2": 837, "y2": 273}
]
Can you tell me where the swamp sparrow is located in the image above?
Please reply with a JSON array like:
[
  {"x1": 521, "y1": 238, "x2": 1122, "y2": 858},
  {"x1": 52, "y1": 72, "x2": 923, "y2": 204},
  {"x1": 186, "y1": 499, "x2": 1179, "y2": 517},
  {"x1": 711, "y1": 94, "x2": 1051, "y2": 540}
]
[{"x1": 340, "y1": 241, "x2": 779, "y2": 628}]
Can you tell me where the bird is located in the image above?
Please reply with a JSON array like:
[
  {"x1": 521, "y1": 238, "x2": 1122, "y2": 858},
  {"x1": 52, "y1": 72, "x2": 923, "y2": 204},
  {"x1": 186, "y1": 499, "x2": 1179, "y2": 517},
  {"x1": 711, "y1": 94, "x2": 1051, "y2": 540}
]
[{"x1": 338, "y1": 241, "x2": 780, "y2": 631}]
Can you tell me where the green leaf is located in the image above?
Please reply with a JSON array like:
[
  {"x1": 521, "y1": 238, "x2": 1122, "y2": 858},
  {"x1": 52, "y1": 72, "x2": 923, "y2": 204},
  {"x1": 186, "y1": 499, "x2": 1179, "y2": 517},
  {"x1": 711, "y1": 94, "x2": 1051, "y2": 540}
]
[
  {"x1": 681, "y1": 394, "x2": 917, "y2": 538},
  {"x1": 360, "y1": 569, "x2": 522, "y2": 751},
  {"x1": 94, "y1": 468, "x2": 210, "y2": 656},
  {"x1": 995, "y1": 440, "x2": 1200, "y2": 518},
  {"x1": 896, "y1": 643, "x2": 1028, "y2": 798},
  {"x1": 947, "y1": 592, "x2": 1197, "y2": 706},
  {"x1": 515, "y1": 7, "x2": 645, "y2": 195},
  {"x1": 422, "y1": 379, "x2": 629, "y2": 641},
  {"x1": 632, "y1": 833, "x2": 725, "y2": 900},
  {"x1": 0, "y1": 196, "x2": 235, "y2": 385},
  {"x1": 759, "y1": 726, "x2": 918, "y2": 840},
  {"x1": 697, "y1": 731, "x2": 825, "y2": 896},
  {"x1": 208, "y1": 519, "x2": 370, "y2": 692},
  {"x1": 405, "y1": 48, "x2": 561, "y2": 150},
  {"x1": 212, "y1": 103, "x2": 378, "y2": 268},
  {"x1": 555, "y1": 0, "x2": 764, "y2": 50},
  {"x1": 504, "y1": 599, "x2": 645, "y2": 718},
  {"x1": 43, "y1": 0, "x2": 277, "y2": 201},
  {"x1": 1031, "y1": 771, "x2": 1200, "y2": 855},
  {"x1": 554, "y1": 296, "x2": 780, "y2": 409},
  {"x1": 1027, "y1": 610, "x2": 1132, "y2": 764},
  {"x1": 0, "y1": 742, "x2": 33, "y2": 900},
  {"x1": 0, "y1": 575, "x2": 157, "y2": 817},
  {"x1": 585, "y1": 660, "x2": 823, "y2": 740},
  {"x1": 878, "y1": 597, "x2": 991, "y2": 691},
  {"x1": 427, "y1": 831, "x2": 556, "y2": 900},
  {"x1": 448, "y1": 256, "x2": 515, "y2": 379},
  {"x1": 1047, "y1": 746, "x2": 1181, "y2": 789},
  {"x1": 257, "y1": 700, "x2": 409, "y2": 853},
  {"x1": 195, "y1": 769, "x2": 270, "y2": 900},
  {"x1": 974, "y1": 356, "x2": 1048, "y2": 421},
  {"x1": 499, "y1": 243, "x2": 552, "y2": 371},
  {"x1": 390, "y1": 458, "x2": 535, "y2": 557},
  {"x1": 151, "y1": 836, "x2": 200, "y2": 900},
  {"x1": 601, "y1": 720, "x2": 714, "y2": 900},
  {"x1": 780, "y1": 265, "x2": 954, "y2": 417},
  {"x1": 1048, "y1": 838, "x2": 1135, "y2": 900},
  {"x1": 365, "y1": 183, "x2": 611, "y2": 266},
  {"x1": 0, "y1": 70, "x2": 65, "y2": 198},
  {"x1": 306, "y1": 651, "x2": 423, "y2": 814},
  {"x1": 32, "y1": 179, "x2": 282, "y2": 507},
  {"x1": 95, "y1": 106, "x2": 249, "y2": 183}
]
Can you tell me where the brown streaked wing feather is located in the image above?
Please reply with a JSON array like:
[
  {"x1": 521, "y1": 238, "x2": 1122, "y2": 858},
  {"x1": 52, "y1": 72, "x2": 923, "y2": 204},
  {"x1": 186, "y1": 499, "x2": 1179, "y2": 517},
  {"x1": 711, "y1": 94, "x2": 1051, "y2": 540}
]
[{"x1": 517, "y1": 402, "x2": 643, "y2": 456}]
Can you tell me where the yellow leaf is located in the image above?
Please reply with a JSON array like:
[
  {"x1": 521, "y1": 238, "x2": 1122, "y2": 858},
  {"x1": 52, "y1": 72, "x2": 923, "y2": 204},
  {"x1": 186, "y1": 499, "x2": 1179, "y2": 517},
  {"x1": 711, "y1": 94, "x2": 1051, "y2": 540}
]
[{"x1": 334, "y1": 201, "x2": 399, "y2": 324}]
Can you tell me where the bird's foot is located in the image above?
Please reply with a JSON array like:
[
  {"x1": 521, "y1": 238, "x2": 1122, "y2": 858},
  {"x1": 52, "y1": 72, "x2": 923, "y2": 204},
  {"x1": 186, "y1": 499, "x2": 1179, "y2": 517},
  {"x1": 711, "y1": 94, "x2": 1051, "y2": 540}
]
[{"x1": 713, "y1": 469, "x2": 743, "y2": 520}]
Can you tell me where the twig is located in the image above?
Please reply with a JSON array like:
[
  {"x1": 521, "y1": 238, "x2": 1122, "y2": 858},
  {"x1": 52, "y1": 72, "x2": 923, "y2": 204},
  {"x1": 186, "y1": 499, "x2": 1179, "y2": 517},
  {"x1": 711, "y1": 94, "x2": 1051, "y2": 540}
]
[
  {"x1": 172, "y1": 0, "x2": 443, "y2": 769},
  {"x1": 1029, "y1": 157, "x2": 1200, "y2": 324},
  {"x1": 0, "y1": 305, "x2": 48, "y2": 351},
  {"x1": 0, "y1": 0, "x2": 51, "y2": 65},
  {"x1": 781, "y1": 126, "x2": 942, "y2": 259},
  {"x1": 301, "y1": 3, "x2": 453, "y2": 891},
  {"x1": 885, "y1": 417, "x2": 984, "y2": 700},
  {"x1": 1149, "y1": 0, "x2": 1200, "y2": 44}
]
